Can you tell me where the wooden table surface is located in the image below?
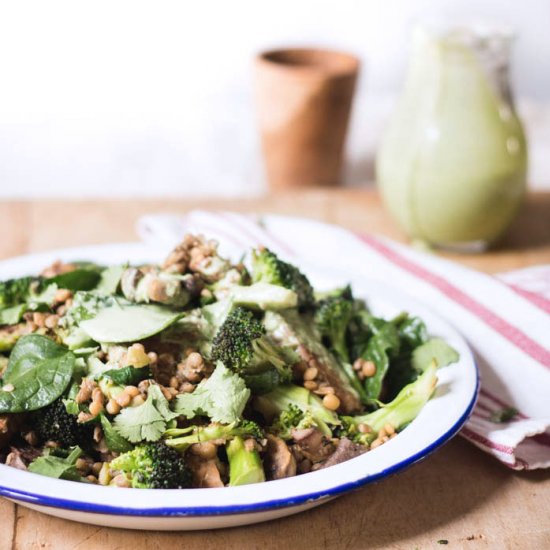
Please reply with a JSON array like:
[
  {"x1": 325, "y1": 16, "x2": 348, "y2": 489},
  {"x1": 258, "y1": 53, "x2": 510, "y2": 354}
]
[{"x1": 1, "y1": 189, "x2": 549, "y2": 550}]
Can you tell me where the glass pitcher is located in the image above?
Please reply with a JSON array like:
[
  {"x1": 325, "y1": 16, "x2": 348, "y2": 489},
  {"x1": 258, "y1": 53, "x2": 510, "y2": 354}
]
[{"x1": 376, "y1": 26, "x2": 527, "y2": 251}]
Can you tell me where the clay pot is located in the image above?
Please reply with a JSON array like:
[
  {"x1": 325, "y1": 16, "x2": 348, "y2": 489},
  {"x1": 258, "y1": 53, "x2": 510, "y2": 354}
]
[{"x1": 255, "y1": 47, "x2": 359, "y2": 190}]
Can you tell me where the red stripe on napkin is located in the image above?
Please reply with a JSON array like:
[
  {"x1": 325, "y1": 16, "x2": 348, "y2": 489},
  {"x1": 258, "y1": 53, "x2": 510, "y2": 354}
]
[
  {"x1": 460, "y1": 426, "x2": 515, "y2": 455},
  {"x1": 505, "y1": 283, "x2": 550, "y2": 316},
  {"x1": 356, "y1": 234, "x2": 550, "y2": 369}
]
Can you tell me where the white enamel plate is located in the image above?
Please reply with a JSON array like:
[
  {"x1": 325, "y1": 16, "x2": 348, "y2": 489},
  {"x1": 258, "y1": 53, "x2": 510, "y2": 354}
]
[{"x1": 0, "y1": 242, "x2": 478, "y2": 530}]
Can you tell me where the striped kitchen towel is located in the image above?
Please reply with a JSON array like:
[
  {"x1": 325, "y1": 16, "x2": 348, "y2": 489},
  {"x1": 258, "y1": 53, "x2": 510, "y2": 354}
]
[{"x1": 137, "y1": 210, "x2": 550, "y2": 470}]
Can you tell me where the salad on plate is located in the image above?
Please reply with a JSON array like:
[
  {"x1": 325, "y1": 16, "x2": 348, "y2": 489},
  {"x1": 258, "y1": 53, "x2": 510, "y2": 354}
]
[{"x1": 0, "y1": 235, "x2": 458, "y2": 489}]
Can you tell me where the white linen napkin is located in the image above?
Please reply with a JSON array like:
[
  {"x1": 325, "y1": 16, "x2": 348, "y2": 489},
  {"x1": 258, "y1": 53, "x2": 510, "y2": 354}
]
[{"x1": 137, "y1": 210, "x2": 550, "y2": 470}]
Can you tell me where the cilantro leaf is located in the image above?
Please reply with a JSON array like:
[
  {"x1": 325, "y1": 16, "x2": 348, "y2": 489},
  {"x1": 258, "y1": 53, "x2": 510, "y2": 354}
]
[
  {"x1": 113, "y1": 384, "x2": 178, "y2": 443},
  {"x1": 174, "y1": 362, "x2": 251, "y2": 424}
]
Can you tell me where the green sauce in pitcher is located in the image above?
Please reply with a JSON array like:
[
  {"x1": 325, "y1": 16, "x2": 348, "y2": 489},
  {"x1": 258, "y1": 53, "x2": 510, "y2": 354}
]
[{"x1": 377, "y1": 27, "x2": 527, "y2": 251}]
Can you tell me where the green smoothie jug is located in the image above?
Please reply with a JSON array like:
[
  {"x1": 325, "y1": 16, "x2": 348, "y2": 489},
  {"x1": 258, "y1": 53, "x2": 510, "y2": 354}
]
[{"x1": 377, "y1": 26, "x2": 527, "y2": 251}]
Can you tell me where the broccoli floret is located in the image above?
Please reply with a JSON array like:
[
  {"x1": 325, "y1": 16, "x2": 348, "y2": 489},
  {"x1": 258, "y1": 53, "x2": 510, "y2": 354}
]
[
  {"x1": 211, "y1": 307, "x2": 291, "y2": 381},
  {"x1": 251, "y1": 248, "x2": 314, "y2": 308},
  {"x1": 254, "y1": 384, "x2": 340, "y2": 437},
  {"x1": 109, "y1": 442, "x2": 192, "y2": 489},
  {"x1": 164, "y1": 420, "x2": 263, "y2": 451},
  {"x1": 315, "y1": 292, "x2": 354, "y2": 362},
  {"x1": 0, "y1": 276, "x2": 43, "y2": 309},
  {"x1": 33, "y1": 398, "x2": 94, "y2": 448},
  {"x1": 270, "y1": 403, "x2": 317, "y2": 440}
]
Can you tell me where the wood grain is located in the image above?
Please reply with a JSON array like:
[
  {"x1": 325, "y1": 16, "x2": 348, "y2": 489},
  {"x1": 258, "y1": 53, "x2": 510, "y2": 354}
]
[{"x1": 2, "y1": 190, "x2": 549, "y2": 550}]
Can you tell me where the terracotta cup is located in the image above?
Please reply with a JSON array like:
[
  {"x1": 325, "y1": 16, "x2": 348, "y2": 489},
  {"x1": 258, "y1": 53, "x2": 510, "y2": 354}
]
[{"x1": 255, "y1": 47, "x2": 359, "y2": 189}]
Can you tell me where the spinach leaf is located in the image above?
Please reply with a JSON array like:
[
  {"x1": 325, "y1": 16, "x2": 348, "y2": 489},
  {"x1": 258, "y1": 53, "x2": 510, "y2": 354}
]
[
  {"x1": 102, "y1": 365, "x2": 151, "y2": 386},
  {"x1": 47, "y1": 268, "x2": 101, "y2": 291},
  {"x1": 28, "y1": 446, "x2": 84, "y2": 481},
  {"x1": 100, "y1": 414, "x2": 133, "y2": 453},
  {"x1": 362, "y1": 318, "x2": 400, "y2": 400},
  {"x1": 80, "y1": 303, "x2": 182, "y2": 343},
  {"x1": 396, "y1": 315, "x2": 428, "y2": 349},
  {"x1": 0, "y1": 334, "x2": 75, "y2": 413},
  {"x1": 382, "y1": 315, "x2": 429, "y2": 401}
]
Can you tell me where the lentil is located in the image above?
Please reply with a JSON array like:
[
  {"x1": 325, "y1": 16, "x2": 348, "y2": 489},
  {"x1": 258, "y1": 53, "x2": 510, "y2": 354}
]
[
  {"x1": 54, "y1": 288, "x2": 73, "y2": 303},
  {"x1": 361, "y1": 360, "x2": 377, "y2": 378},
  {"x1": 322, "y1": 393, "x2": 341, "y2": 411},
  {"x1": 112, "y1": 474, "x2": 130, "y2": 488},
  {"x1": 32, "y1": 312, "x2": 47, "y2": 327},
  {"x1": 303, "y1": 367, "x2": 318, "y2": 381},
  {"x1": 186, "y1": 352, "x2": 203, "y2": 369},
  {"x1": 370, "y1": 438, "x2": 383, "y2": 449},
  {"x1": 115, "y1": 392, "x2": 132, "y2": 408},
  {"x1": 106, "y1": 399, "x2": 121, "y2": 415},
  {"x1": 44, "y1": 314, "x2": 59, "y2": 329},
  {"x1": 124, "y1": 385, "x2": 140, "y2": 397}
]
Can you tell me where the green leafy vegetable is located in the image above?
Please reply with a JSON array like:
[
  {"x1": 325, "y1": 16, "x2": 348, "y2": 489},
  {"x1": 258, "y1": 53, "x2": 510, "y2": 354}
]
[
  {"x1": 96, "y1": 265, "x2": 125, "y2": 295},
  {"x1": 174, "y1": 362, "x2": 250, "y2": 424},
  {"x1": 100, "y1": 414, "x2": 133, "y2": 453},
  {"x1": 0, "y1": 304, "x2": 27, "y2": 325},
  {"x1": 47, "y1": 268, "x2": 101, "y2": 292},
  {"x1": 102, "y1": 365, "x2": 151, "y2": 386},
  {"x1": 28, "y1": 446, "x2": 85, "y2": 481},
  {"x1": 412, "y1": 338, "x2": 459, "y2": 372},
  {"x1": 80, "y1": 303, "x2": 182, "y2": 343},
  {"x1": 360, "y1": 317, "x2": 401, "y2": 401},
  {"x1": 0, "y1": 334, "x2": 75, "y2": 413},
  {"x1": 489, "y1": 407, "x2": 519, "y2": 423},
  {"x1": 114, "y1": 384, "x2": 179, "y2": 443}
]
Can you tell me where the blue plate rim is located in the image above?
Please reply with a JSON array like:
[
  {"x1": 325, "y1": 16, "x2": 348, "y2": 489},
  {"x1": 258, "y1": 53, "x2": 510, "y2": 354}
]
[{"x1": 0, "y1": 366, "x2": 479, "y2": 518}]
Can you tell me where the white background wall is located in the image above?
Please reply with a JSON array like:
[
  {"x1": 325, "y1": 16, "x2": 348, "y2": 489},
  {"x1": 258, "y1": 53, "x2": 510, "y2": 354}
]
[{"x1": 0, "y1": 0, "x2": 549, "y2": 198}]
